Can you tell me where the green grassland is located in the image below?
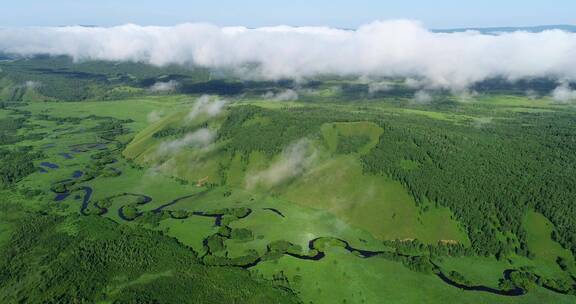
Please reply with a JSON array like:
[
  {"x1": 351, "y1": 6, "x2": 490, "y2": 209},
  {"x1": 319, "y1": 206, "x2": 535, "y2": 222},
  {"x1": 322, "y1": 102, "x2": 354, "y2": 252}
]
[
  {"x1": 253, "y1": 247, "x2": 574, "y2": 304},
  {"x1": 1, "y1": 70, "x2": 576, "y2": 304},
  {"x1": 281, "y1": 155, "x2": 468, "y2": 243},
  {"x1": 520, "y1": 210, "x2": 576, "y2": 279}
]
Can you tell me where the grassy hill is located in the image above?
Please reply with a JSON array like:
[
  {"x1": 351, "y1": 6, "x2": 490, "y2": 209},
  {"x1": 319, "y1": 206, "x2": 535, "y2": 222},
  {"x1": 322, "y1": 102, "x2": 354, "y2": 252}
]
[{"x1": 124, "y1": 102, "x2": 469, "y2": 245}]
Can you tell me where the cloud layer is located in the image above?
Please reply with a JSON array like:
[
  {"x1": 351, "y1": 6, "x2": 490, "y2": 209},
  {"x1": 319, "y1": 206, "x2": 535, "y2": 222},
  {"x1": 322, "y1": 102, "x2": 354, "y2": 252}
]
[
  {"x1": 1, "y1": 20, "x2": 576, "y2": 89},
  {"x1": 262, "y1": 89, "x2": 299, "y2": 101},
  {"x1": 156, "y1": 128, "x2": 215, "y2": 156},
  {"x1": 551, "y1": 82, "x2": 576, "y2": 103},
  {"x1": 187, "y1": 95, "x2": 228, "y2": 121},
  {"x1": 246, "y1": 138, "x2": 317, "y2": 189},
  {"x1": 413, "y1": 90, "x2": 433, "y2": 104},
  {"x1": 149, "y1": 80, "x2": 178, "y2": 92}
]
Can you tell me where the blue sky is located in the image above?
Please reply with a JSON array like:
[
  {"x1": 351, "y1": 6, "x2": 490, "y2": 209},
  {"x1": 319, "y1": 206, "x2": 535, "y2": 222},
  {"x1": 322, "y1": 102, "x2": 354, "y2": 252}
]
[{"x1": 1, "y1": 0, "x2": 574, "y2": 28}]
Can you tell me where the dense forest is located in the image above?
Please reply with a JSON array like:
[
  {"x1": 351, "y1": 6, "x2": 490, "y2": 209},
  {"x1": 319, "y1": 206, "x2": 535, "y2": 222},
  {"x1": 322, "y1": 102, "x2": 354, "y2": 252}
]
[
  {"x1": 361, "y1": 110, "x2": 576, "y2": 257},
  {"x1": 0, "y1": 202, "x2": 299, "y2": 303},
  {"x1": 0, "y1": 147, "x2": 41, "y2": 186},
  {"x1": 0, "y1": 115, "x2": 44, "y2": 186},
  {"x1": 215, "y1": 104, "x2": 576, "y2": 260},
  {"x1": 218, "y1": 105, "x2": 367, "y2": 156}
]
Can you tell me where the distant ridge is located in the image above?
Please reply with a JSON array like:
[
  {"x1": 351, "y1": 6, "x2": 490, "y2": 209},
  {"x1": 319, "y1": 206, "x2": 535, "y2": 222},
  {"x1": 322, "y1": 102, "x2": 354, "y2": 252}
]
[{"x1": 435, "y1": 24, "x2": 576, "y2": 33}]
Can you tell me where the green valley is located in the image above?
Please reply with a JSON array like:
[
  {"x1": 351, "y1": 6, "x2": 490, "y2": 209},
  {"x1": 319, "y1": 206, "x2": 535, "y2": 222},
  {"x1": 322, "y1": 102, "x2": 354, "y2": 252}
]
[{"x1": 1, "y1": 55, "x2": 576, "y2": 303}]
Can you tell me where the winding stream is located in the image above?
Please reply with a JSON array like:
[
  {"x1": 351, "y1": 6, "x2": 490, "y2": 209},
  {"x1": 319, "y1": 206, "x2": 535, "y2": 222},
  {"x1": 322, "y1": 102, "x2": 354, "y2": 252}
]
[
  {"x1": 432, "y1": 263, "x2": 524, "y2": 296},
  {"x1": 104, "y1": 193, "x2": 152, "y2": 221},
  {"x1": 43, "y1": 133, "x2": 571, "y2": 299},
  {"x1": 49, "y1": 173, "x2": 574, "y2": 298},
  {"x1": 263, "y1": 208, "x2": 285, "y2": 218},
  {"x1": 51, "y1": 178, "x2": 559, "y2": 298}
]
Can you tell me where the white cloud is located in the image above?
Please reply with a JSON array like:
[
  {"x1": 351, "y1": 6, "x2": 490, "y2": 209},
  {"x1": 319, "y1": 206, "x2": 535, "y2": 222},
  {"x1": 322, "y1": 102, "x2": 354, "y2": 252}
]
[
  {"x1": 367, "y1": 82, "x2": 392, "y2": 94},
  {"x1": 188, "y1": 95, "x2": 227, "y2": 121},
  {"x1": 149, "y1": 80, "x2": 178, "y2": 92},
  {"x1": 156, "y1": 128, "x2": 215, "y2": 156},
  {"x1": 413, "y1": 90, "x2": 433, "y2": 104},
  {"x1": 525, "y1": 89, "x2": 539, "y2": 100},
  {"x1": 454, "y1": 89, "x2": 479, "y2": 102},
  {"x1": 246, "y1": 138, "x2": 317, "y2": 189},
  {"x1": 551, "y1": 82, "x2": 576, "y2": 103},
  {"x1": 1, "y1": 21, "x2": 576, "y2": 89},
  {"x1": 404, "y1": 78, "x2": 426, "y2": 89},
  {"x1": 262, "y1": 89, "x2": 299, "y2": 101},
  {"x1": 20, "y1": 80, "x2": 41, "y2": 89},
  {"x1": 147, "y1": 110, "x2": 164, "y2": 123}
]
